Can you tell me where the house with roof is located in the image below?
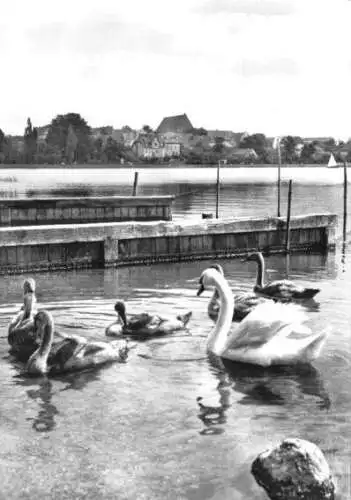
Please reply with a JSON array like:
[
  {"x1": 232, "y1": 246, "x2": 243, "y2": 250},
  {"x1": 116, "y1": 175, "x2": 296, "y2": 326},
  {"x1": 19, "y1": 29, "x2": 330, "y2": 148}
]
[
  {"x1": 36, "y1": 125, "x2": 50, "y2": 143},
  {"x1": 131, "y1": 134, "x2": 166, "y2": 159},
  {"x1": 181, "y1": 133, "x2": 211, "y2": 151},
  {"x1": 164, "y1": 142, "x2": 181, "y2": 157},
  {"x1": 207, "y1": 130, "x2": 248, "y2": 149},
  {"x1": 156, "y1": 114, "x2": 194, "y2": 134}
]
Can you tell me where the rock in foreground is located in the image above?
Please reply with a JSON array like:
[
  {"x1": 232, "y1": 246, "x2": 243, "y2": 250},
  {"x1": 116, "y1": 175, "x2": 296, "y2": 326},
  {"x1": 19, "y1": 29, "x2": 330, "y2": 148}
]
[{"x1": 251, "y1": 438, "x2": 335, "y2": 500}]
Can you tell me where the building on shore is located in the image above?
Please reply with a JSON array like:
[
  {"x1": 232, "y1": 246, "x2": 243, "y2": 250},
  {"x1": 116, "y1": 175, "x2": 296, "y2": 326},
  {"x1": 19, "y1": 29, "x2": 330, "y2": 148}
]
[{"x1": 156, "y1": 113, "x2": 194, "y2": 134}]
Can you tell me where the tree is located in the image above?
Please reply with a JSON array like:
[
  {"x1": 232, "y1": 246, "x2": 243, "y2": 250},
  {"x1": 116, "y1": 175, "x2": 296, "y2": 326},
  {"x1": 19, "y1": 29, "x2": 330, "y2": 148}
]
[
  {"x1": 0, "y1": 128, "x2": 4, "y2": 153},
  {"x1": 46, "y1": 113, "x2": 91, "y2": 163},
  {"x1": 142, "y1": 125, "x2": 153, "y2": 134},
  {"x1": 104, "y1": 136, "x2": 121, "y2": 162},
  {"x1": 300, "y1": 143, "x2": 316, "y2": 163},
  {"x1": 281, "y1": 136, "x2": 298, "y2": 164},
  {"x1": 65, "y1": 124, "x2": 78, "y2": 163},
  {"x1": 24, "y1": 117, "x2": 38, "y2": 164},
  {"x1": 93, "y1": 137, "x2": 104, "y2": 161},
  {"x1": 121, "y1": 125, "x2": 132, "y2": 132},
  {"x1": 212, "y1": 136, "x2": 225, "y2": 154},
  {"x1": 241, "y1": 133, "x2": 267, "y2": 155}
]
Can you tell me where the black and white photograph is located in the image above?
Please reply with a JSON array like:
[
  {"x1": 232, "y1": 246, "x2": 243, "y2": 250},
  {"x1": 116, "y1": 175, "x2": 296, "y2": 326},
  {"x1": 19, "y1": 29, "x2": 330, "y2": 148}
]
[{"x1": 0, "y1": 0, "x2": 350, "y2": 498}]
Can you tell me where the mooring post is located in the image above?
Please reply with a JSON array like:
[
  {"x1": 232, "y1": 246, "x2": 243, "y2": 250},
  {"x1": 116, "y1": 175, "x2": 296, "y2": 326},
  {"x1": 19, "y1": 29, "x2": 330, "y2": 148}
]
[
  {"x1": 277, "y1": 139, "x2": 282, "y2": 217},
  {"x1": 343, "y1": 162, "x2": 348, "y2": 241},
  {"x1": 216, "y1": 161, "x2": 220, "y2": 218},
  {"x1": 285, "y1": 179, "x2": 293, "y2": 253},
  {"x1": 132, "y1": 172, "x2": 139, "y2": 196}
]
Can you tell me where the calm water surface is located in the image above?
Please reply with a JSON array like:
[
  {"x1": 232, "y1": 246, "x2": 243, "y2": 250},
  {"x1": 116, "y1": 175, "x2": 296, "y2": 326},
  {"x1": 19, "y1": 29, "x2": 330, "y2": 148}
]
[
  {"x1": 0, "y1": 167, "x2": 350, "y2": 499},
  {"x1": 0, "y1": 166, "x2": 349, "y2": 234}
]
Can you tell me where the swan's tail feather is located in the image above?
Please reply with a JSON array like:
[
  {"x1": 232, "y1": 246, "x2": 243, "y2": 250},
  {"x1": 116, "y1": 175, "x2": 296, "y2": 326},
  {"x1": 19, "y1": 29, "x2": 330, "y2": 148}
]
[
  {"x1": 110, "y1": 339, "x2": 136, "y2": 362},
  {"x1": 297, "y1": 287, "x2": 320, "y2": 299},
  {"x1": 177, "y1": 311, "x2": 192, "y2": 326},
  {"x1": 298, "y1": 327, "x2": 330, "y2": 362}
]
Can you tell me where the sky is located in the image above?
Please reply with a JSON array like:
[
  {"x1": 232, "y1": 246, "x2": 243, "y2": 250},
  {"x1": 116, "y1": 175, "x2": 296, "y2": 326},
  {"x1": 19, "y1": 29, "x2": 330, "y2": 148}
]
[{"x1": 1, "y1": 0, "x2": 351, "y2": 139}]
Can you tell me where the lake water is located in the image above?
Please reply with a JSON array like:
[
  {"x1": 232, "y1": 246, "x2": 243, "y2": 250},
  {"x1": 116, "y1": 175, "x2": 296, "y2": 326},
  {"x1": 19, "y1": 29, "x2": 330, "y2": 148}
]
[{"x1": 0, "y1": 167, "x2": 350, "y2": 499}]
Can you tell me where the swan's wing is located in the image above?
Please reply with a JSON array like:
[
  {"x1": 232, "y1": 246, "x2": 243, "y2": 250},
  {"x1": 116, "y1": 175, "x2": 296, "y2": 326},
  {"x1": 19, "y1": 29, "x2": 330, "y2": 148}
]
[
  {"x1": 81, "y1": 342, "x2": 106, "y2": 356},
  {"x1": 227, "y1": 302, "x2": 308, "y2": 348},
  {"x1": 48, "y1": 337, "x2": 82, "y2": 368},
  {"x1": 234, "y1": 293, "x2": 268, "y2": 311},
  {"x1": 8, "y1": 313, "x2": 37, "y2": 348},
  {"x1": 126, "y1": 313, "x2": 155, "y2": 330},
  {"x1": 266, "y1": 280, "x2": 304, "y2": 296}
]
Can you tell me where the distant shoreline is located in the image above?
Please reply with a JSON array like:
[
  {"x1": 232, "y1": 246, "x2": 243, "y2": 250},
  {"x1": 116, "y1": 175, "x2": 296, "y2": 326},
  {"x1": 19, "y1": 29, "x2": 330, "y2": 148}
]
[{"x1": 0, "y1": 163, "x2": 332, "y2": 170}]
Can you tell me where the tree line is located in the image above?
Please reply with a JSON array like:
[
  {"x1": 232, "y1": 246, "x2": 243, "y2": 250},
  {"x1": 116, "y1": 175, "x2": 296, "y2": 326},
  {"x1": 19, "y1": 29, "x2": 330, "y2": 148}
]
[{"x1": 0, "y1": 114, "x2": 348, "y2": 165}]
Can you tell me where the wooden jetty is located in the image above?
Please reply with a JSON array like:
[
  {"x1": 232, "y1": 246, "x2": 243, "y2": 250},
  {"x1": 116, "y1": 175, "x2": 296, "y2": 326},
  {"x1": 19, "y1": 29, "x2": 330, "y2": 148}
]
[
  {"x1": 0, "y1": 195, "x2": 173, "y2": 227},
  {"x1": 0, "y1": 212, "x2": 337, "y2": 274}
]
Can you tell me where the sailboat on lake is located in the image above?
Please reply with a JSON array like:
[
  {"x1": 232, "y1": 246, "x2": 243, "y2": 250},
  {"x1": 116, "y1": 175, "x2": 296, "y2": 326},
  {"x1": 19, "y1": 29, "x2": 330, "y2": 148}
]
[{"x1": 327, "y1": 153, "x2": 339, "y2": 168}]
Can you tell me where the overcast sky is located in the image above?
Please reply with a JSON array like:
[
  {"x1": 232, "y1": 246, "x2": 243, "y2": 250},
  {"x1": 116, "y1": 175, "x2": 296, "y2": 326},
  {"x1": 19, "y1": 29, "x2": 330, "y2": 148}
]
[{"x1": 1, "y1": 0, "x2": 351, "y2": 138}]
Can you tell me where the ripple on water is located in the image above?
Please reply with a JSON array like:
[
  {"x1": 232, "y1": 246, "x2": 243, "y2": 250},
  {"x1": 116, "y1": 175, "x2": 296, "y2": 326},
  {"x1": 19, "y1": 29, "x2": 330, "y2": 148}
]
[{"x1": 0, "y1": 252, "x2": 350, "y2": 499}]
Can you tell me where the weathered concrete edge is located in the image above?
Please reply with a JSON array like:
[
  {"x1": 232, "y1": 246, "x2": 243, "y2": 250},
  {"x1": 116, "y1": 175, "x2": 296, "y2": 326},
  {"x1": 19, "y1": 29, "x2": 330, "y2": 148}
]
[
  {"x1": 0, "y1": 195, "x2": 175, "y2": 208},
  {"x1": 0, "y1": 213, "x2": 337, "y2": 246}
]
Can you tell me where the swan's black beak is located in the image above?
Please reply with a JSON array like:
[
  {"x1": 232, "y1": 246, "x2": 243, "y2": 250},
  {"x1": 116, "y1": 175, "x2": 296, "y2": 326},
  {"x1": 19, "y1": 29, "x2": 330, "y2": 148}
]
[{"x1": 197, "y1": 282, "x2": 205, "y2": 296}]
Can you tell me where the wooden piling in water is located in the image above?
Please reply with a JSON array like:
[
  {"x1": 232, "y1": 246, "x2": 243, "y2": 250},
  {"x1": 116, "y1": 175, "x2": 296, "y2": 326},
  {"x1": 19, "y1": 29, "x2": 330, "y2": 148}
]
[
  {"x1": 132, "y1": 172, "x2": 139, "y2": 196},
  {"x1": 285, "y1": 179, "x2": 293, "y2": 253},
  {"x1": 343, "y1": 162, "x2": 348, "y2": 241},
  {"x1": 216, "y1": 161, "x2": 220, "y2": 218},
  {"x1": 277, "y1": 140, "x2": 282, "y2": 217}
]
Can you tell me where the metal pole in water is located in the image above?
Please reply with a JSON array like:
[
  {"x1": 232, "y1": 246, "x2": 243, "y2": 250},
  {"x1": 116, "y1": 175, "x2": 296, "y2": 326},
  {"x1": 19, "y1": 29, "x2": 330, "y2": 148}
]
[
  {"x1": 285, "y1": 179, "x2": 293, "y2": 253},
  {"x1": 343, "y1": 162, "x2": 348, "y2": 240},
  {"x1": 277, "y1": 139, "x2": 282, "y2": 217},
  {"x1": 132, "y1": 172, "x2": 139, "y2": 196},
  {"x1": 216, "y1": 161, "x2": 220, "y2": 218}
]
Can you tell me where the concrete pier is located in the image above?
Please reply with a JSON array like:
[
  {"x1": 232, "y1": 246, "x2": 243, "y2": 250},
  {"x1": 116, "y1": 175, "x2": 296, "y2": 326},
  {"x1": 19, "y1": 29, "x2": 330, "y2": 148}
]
[
  {"x1": 0, "y1": 195, "x2": 174, "y2": 226},
  {"x1": 0, "y1": 213, "x2": 337, "y2": 273}
]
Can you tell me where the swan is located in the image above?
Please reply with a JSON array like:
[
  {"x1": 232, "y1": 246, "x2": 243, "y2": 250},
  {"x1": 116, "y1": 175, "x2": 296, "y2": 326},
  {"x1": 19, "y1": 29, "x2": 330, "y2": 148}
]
[
  {"x1": 26, "y1": 310, "x2": 130, "y2": 375},
  {"x1": 8, "y1": 278, "x2": 39, "y2": 358},
  {"x1": 244, "y1": 252, "x2": 320, "y2": 300},
  {"x1": 207, "y1": 264, "x2": 272, "y2": 322},
  {"x1": 197, "y1": 267, "x2": 328, "y2": 366},
  {"x1": 105, "y1": 300, "x2": 192, "y2": 338}
]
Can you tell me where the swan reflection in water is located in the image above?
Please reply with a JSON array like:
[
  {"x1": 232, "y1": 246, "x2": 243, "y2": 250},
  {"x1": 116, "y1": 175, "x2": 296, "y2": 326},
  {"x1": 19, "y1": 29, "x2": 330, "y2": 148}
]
[
  {"x1": 13, "y1": 377, "x2": 59, "y2": 432},
  {"x1": 221, "y1": 359, "x2": 331, "y2": 410},
  {"x1": 196, "y1": 356, "x2": 331, "y2": 436},
  {"x1": 13, "y1": 368, "x2": 103, "y2": 433}
]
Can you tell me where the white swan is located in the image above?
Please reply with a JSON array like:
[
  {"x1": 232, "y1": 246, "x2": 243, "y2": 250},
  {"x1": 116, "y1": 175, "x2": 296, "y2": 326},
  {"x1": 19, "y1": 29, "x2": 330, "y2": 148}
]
[{"x1": 197, "y1": 268, "x2": 328, "y2": 366}]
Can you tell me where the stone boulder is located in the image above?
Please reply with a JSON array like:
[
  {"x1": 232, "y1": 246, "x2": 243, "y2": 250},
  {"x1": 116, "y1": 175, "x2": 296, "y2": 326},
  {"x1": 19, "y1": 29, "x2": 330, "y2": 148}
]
[{"x1": 251, "y1": 438, "x2": 335, "y2": 500}]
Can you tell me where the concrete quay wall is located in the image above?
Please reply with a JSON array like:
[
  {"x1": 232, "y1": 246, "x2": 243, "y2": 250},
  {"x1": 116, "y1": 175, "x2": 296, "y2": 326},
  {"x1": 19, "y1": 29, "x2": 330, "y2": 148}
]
[{"x1": 0, "y1": 213, "x2": 337, "y2": 273}]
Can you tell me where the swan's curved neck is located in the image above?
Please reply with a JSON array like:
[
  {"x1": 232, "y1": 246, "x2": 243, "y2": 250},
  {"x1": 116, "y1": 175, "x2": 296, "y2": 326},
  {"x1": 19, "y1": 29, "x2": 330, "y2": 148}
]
[
  {"x1": 23, "y1": 292, "x2": 36, "y2": 320},
  {"x1": 38, "y1": 321, "x2": 54, "y2": 357},
  {"x1": 207, "y1": 275, "x2": 234, "y2": 356},
  {"x1": 255, "y1": 255, "x2": 265, "y2": 288},
  {"x1": 27, "y1": 317, "x2": 54, "y2": 374}
]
